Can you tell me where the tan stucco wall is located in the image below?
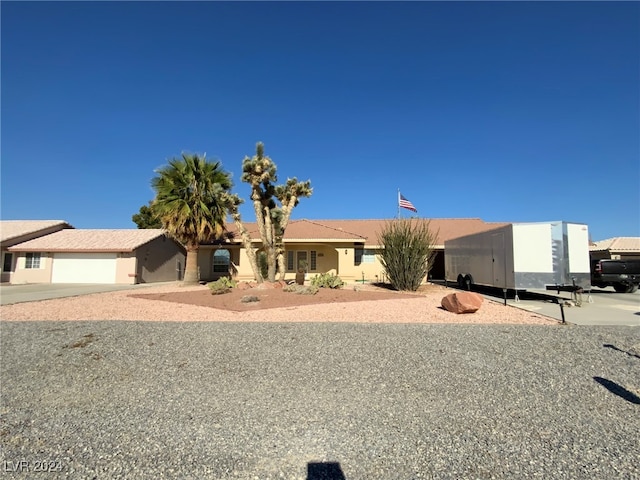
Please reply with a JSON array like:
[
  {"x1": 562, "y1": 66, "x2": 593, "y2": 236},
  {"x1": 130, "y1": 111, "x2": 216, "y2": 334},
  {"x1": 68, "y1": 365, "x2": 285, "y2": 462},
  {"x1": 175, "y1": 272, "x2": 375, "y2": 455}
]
[
  {"x1": 1, "y1": 224, "x2": 70, "y2": 283},
  {"x1": 337, "y1": 247, "x2": 387, "y2": 283},
  {"x1": 231, "y1": 243, "x2": 389, "y2": 283},
  {"x1": 116, "y1": 254, "x2": 137, "y2": 284},
  {"x1": 135, "y1": 236, "x2": 186, "y2": 283},
  {"x1": 206, "y1": 242, "x2": 436, "y2": 285},
  {"x1": 197, "y1": 249, "x2": 214, "y2": 281},
  {"x1": 197, "y1": 246, "x2": 240, "y2": 282},
  {"x1": 10, "y1": 253, "x2": 53, "y2": 284}
]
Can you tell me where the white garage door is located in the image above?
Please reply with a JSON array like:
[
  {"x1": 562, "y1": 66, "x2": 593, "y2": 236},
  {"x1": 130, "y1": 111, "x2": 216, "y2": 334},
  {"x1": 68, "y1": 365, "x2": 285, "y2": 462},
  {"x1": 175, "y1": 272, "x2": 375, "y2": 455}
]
[{"x1": 52, "y1": 253, "x2": 118, "y2": 284}]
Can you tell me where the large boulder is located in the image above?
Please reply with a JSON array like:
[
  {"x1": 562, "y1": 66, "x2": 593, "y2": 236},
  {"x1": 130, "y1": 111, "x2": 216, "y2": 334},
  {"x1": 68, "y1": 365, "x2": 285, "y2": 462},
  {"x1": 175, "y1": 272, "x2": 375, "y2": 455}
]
[{"x1": 441, "y1": 292, "x2": 484, "y2": 314}]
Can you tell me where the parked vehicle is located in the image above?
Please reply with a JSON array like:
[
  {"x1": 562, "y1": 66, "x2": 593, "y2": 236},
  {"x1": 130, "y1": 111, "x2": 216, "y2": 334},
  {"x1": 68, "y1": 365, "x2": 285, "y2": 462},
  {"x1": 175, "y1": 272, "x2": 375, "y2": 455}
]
[
  {"x1": 591, "y1": 259, "x2": 640, "y2": 293},
  {"x1": 444, "y1": 221, "x2": 591, "y2": 294}
]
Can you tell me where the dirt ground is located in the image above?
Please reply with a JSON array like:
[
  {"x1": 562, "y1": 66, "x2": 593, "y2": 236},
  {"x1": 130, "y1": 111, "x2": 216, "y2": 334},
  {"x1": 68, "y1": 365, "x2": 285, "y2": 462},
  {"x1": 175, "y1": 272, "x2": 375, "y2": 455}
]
[{"x1": 131, "y1": 282, "x2": 436, "y2": 312}]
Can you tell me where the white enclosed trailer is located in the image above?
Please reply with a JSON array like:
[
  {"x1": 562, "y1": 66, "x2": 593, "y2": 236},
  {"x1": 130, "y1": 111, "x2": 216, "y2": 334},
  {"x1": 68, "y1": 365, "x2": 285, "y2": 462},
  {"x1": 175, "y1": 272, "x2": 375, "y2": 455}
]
[{"x1": 444, "y1": 221, "x2": 591, "y2": 293}]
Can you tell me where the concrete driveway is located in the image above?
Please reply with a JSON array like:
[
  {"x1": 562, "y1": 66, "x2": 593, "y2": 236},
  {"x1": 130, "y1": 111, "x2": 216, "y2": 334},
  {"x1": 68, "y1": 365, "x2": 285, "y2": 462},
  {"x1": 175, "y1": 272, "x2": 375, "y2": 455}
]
[
  {"x1": 0, "y1": 283, "x2": 163, "y2": 306},
  {"x1": 500, "y1": 287, "x2": 640, "y2": 326},
  {"x1": 433, "y1": 281, "x2": 640, "y2": 326}
]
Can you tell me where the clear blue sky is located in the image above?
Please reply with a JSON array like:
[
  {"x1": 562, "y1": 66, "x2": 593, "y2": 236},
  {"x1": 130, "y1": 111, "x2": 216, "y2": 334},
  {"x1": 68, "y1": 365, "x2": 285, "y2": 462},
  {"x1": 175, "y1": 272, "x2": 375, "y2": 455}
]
[{"x1": 2, "y1": 1, "x2": 638, "y2": 241}]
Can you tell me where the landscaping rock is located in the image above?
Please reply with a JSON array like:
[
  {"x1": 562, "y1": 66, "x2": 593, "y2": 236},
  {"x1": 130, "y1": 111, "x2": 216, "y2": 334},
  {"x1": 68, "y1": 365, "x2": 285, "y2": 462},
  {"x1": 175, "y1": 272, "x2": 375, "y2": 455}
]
[
  {"x1": 240, "y1": 295, "x2": 260, "y2": 303},
  {"x1": 441, "y1": 292, "x2": 484, "y2": 314}
]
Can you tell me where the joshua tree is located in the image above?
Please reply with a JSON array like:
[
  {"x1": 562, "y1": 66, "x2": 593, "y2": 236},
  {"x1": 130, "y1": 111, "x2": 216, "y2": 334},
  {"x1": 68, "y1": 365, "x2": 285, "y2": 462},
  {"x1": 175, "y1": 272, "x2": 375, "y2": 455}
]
[
  {"x1": 223, "y1": 142, "x2": 312, "y2": 283},
  {"x1": 152, "y1": 153, "x2": 232, "y2": 284}
]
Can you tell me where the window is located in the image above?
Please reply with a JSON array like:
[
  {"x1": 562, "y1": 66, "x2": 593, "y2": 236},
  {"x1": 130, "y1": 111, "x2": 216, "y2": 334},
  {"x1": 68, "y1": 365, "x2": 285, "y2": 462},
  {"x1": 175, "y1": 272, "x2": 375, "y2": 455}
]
[
  {"x1": 25, "y1": 252, "x2": 41, "y2": 269},
  {"x1": 355, "y1": 248, "x2": 376, "y2": 265},
  {"x1": 2, "y1": 253, "x2": 13, "y2": 272},
  {"x1": 213, "y1": 249, "x2": 230, "y2": 273},
  {"x1": 286, "y1": 250, "x2": 317, "y2": 271}
]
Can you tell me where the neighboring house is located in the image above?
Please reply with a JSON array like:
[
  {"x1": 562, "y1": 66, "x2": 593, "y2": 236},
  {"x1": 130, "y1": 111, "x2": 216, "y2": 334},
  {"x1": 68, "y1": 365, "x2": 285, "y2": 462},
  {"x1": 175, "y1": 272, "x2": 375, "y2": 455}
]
[
  {"x1": 7, "y1": 229, "x2": 185, "y2": 284},
  {"x1": 1, "y1": 220, "x2": 73, "y2": 283},
  {"x1": 197, "y1": 218, "x2": 509, "y2": 283},
  {"x1": 589, "y1": 237, "x2": 640, "y2": 262}
]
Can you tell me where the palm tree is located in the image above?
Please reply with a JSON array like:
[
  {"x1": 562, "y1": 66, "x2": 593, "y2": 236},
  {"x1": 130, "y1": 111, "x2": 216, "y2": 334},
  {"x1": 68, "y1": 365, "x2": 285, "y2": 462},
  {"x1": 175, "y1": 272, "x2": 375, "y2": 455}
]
[{"x1": 151, "y1": 153, "x2": 233, "y2": 284}]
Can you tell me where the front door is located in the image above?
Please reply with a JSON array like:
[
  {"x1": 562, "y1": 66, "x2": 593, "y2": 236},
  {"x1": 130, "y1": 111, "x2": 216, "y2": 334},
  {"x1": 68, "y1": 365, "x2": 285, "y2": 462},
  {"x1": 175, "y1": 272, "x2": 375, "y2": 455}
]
[{"x1": 296, "y1": 251, "x2": 308, "y2": 272}]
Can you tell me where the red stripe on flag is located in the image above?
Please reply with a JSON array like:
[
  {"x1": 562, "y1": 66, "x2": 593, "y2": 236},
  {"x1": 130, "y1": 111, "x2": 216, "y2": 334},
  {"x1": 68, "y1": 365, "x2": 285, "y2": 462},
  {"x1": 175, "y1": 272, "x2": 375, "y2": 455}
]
[{"x1": 399, "y1": 194, "x2": 417, "y2": 212}]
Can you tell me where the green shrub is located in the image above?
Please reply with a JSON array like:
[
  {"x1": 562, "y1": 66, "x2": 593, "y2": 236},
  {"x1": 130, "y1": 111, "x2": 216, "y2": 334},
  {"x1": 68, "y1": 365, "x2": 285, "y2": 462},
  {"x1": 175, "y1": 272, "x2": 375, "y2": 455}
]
[
  {"x1": 257, "y1": 251, "x2": 269, "y2": 280},
  {"x1": 207, "y1": 277, "x2": 236, "y2": 295},
  {"x1": 283, "y1": 284, "x2": 319, "y2": 295},
  {"x1": 377, "y1": 219, "x2": 437, "y2": 292},
  {"x1": 311, "y1": 273, "x2": 344, "y2": 289}
]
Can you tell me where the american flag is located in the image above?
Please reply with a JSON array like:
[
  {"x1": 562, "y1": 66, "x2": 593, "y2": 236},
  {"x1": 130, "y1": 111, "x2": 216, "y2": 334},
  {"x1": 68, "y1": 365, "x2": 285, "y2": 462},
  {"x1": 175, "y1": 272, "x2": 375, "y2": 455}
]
[{"x1": 399, "y1": 193, "x2": 417, "y2": 213}]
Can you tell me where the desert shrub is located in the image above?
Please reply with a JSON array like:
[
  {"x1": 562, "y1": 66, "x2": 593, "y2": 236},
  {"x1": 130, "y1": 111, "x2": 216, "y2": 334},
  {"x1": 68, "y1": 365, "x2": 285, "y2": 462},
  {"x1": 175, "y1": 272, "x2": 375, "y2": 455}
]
[
  {"x1": 377, "y1": 219, "x2": 437, "y2": 292},
  {"x1": 257, "y1": 251, "x2": 269, "y2": 280},
  {"x1": 207, "y1": 277, "x2": 236, "y2": 295},
  {"x1": 311, "y1": 273, "x2": 344, "y2": 289},
  {"x1": 283, "y1": 284, "x2": 319, "y2": 295}
]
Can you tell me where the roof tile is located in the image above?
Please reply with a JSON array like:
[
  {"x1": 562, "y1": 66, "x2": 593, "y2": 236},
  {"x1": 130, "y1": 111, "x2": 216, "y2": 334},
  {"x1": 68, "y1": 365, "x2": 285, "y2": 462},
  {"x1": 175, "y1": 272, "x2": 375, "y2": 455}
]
[
  {"x1": 590, "y1": 237, "x2": 640, "y2": 253},
  {"x1": 0, "y1": 220, "x2": 71, "y2": 243},
  {"x1": 223, "y1": 218, "x2": 509, "y2": 246},
  {"x1": 8, "y1": 229, "x2": 172, "y2": 252}
]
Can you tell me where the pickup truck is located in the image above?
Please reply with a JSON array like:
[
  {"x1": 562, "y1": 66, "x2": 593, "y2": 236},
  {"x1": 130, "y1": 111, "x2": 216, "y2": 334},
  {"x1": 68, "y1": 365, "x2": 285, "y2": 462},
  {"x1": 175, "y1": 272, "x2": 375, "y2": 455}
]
[{"x1": 591, "y1": 259, "x2": 640, "y2": 293}]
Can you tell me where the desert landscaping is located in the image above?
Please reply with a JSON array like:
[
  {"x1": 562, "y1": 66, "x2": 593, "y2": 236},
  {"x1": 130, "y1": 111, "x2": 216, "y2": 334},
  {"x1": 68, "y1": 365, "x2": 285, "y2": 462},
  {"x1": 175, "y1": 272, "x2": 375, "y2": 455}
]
[{"x1": 0, "y1": 282, "x2": 557, "y2": 324}]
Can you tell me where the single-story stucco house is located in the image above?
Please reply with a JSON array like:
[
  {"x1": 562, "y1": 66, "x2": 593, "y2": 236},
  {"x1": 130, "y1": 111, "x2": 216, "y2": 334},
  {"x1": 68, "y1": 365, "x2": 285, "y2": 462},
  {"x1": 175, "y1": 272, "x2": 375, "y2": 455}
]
[
  {"x1": 1, "y1": 220, "x2": 73, "y2": 283},
  {"x1": 6, "y1": 228, "x2": 185, "y2": 284},
  {"x1": 589, "y1": 237, "x2": 640, "y2": 262},
  {"x1": 196, "y1": 218, "x2": 509, "y2": 283}
]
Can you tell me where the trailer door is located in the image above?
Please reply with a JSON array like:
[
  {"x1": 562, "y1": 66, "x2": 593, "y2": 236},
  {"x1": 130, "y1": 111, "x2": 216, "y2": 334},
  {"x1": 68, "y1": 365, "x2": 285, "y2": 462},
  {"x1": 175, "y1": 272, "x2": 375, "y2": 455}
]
[{"x1": 492, "y1": 233, "x2": 506, "y2": 289}]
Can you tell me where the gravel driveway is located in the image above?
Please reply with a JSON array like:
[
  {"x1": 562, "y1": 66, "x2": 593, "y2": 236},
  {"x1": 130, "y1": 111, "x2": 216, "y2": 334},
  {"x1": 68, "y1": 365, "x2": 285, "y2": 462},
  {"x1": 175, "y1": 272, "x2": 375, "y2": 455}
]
[{"x1": 1, "y1": 321, "x2": 639, "y2": 479}]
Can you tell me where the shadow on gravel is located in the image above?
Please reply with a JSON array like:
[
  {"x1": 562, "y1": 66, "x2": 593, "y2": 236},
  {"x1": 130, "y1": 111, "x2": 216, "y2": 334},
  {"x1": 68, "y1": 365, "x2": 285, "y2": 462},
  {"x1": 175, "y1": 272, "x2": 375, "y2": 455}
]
[
  {"x1": 603, "y1": 343, "x2": 640, "y2": 359},
  {"x1": 593, "y1": 377, "x2": 640, "y2": 405},
  {"x1": 307, "y1": 461, "x2": 346, "y2": 480}
]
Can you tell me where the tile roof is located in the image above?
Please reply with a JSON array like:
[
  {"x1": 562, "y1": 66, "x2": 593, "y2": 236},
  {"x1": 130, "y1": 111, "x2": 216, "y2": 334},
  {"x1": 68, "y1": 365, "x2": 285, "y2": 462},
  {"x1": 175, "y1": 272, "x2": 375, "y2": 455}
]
[
  {"x1": 8, "y1": 229, "x2": 172, "y2": 252},
  {"x1": 0, "y1": 220, "x2": 72, "y2": 244},
  {"x1": 222, "y1": 218, "x2": 509, "y2": 247},
  {"x1": 590, "y1": 237, "x2": 640, "y2": 253}
]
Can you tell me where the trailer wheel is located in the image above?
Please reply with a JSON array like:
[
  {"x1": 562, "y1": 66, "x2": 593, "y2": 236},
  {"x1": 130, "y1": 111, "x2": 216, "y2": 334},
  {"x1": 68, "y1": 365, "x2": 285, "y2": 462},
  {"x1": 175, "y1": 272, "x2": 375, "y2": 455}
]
[
  {"x1": 613, "y1": 283, "x2": 630, "y2": 293},
  {"x1": 457, "y1": 275, "x2": 466, "y2": 289},
  {"x1": 464, "y1": 274, "x2": 473, "y2": 291},
  {"x1": 628, "y1": 284, "x2": 638, "y2": 293}
]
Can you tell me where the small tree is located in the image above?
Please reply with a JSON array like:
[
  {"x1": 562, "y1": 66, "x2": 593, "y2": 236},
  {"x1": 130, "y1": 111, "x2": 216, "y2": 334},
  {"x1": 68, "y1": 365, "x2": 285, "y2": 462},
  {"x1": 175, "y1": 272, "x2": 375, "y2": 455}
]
[
  {"x1": 378, "y1": 219, "x2": 437, "y2": 292},
  {"x1": 223, "y1": 142, "x2": 312, "y2": 283},
  {"x1": 132, "y1": 201, "x2": 162, "y2": 229}
]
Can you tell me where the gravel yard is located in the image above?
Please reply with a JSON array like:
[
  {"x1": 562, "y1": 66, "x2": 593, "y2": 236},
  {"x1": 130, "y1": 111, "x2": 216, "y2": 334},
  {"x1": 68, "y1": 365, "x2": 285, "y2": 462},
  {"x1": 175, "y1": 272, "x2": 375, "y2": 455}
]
[
  {"x1": 1, "y1": 320, "x2": 639, "y2": 479},
  {"x1": 0, "y1": 282, "x2": 556, "y2": 324}
]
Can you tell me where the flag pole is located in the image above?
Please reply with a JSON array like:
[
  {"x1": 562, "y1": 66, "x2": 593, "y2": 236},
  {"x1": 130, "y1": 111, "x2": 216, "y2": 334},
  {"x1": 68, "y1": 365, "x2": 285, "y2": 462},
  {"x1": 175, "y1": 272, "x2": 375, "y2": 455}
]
[{"x1": 397, "y1": 188, "x2": 401, "y2": 219}]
